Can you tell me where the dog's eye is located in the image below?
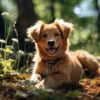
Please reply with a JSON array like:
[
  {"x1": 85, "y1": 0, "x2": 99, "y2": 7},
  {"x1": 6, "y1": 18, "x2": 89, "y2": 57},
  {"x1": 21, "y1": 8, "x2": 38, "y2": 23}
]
[
  {"x1": 55, "y1": 33, "x2": 59, "y2": 37},
  {"x1": 42, "y1": 34, "x2": 47, "y2": 38}
]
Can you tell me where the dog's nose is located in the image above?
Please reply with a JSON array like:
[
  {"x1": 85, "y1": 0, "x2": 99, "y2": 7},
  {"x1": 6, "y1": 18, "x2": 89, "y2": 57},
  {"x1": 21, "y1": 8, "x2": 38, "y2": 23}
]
[{"x1": 48, "y1": 40, "x2": 55, "y2": 46}]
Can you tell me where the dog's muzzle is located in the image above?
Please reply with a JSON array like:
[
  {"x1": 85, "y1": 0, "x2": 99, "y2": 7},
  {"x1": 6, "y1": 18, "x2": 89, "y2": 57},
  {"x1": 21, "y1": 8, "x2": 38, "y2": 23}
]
[{"x1": 45, "y1": 40, "x2": 59, "y2": 55}]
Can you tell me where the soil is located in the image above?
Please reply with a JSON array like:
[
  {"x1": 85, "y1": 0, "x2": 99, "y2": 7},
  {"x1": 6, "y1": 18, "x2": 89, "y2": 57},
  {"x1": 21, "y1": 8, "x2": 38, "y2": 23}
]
[{"x1": 0, "y1": 72, "x2": 100, "y2": 100}]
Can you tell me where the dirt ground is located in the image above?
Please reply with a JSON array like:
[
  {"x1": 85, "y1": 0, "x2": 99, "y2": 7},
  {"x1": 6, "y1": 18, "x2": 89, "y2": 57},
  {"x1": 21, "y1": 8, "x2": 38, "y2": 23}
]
[{"x1": 0, "y1": 72, "x2": 100, "y2": 100}]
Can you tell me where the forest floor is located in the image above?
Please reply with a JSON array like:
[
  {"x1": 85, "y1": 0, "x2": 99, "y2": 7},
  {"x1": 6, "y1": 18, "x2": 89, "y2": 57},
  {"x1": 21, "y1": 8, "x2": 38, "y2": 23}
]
[{"x1": 0, "y1": 72, "x2": 100, "y2": 100}]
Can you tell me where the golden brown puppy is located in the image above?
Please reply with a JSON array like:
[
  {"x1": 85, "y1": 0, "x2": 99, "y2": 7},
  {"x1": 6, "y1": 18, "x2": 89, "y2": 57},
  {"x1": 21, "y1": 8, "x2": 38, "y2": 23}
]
[{"x1": 27, "y1": 19, "x2": 100, "y2": 89}]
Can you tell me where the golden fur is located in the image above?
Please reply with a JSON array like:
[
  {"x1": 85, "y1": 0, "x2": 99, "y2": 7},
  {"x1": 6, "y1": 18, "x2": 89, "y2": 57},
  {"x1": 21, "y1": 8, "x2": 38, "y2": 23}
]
[{"x1": 27, "y1": 19, "x2": 100, "y2": 89}]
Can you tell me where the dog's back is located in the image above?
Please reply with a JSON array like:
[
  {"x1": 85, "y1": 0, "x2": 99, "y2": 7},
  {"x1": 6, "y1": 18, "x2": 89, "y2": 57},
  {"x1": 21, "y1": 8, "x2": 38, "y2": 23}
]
[{"x1": 71, "y1": 50, "x2": 100, "y2": 75}]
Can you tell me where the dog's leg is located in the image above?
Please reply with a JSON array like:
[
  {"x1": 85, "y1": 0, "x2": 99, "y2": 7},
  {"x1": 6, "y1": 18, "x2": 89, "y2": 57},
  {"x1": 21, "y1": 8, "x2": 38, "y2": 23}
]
[
  {"x1": 75, "y1": 50, "x2": 100, "y2": 75},
  {"x1": 29, "y1": 62, "x2": 47, "y2": 84},
  {"x1": 35, "y1": 73, "x2": 71, "y2": 89},
  {"x1": 30, "y1": 73, "x2": 42, "y2": 84}
]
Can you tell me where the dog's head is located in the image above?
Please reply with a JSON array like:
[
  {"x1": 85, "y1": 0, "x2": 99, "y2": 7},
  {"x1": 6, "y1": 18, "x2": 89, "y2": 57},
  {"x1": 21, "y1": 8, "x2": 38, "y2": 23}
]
[{"x1": 27, "y1": 19, "x2": 73, "y2": 59}]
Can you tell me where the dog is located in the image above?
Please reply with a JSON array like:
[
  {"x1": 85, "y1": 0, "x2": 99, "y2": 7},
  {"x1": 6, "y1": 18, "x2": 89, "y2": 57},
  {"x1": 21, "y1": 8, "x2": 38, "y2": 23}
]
[{"x1": 27, "y1": 19, "x2": 100, "y2": 89}]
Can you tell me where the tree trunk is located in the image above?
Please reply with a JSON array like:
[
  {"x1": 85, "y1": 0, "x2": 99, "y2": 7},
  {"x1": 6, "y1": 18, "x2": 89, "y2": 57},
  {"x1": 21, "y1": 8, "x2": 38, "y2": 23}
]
[
  {"x1": 49, "y1": 0, "x2": 55, "y2": 22},
  {"x1": 94, "y1": 0, "x2": 100, "y2": 41},
  {"x1": 0, "y1": 0, "x2": 4, "y2": 39},
  {"x1": 15, "y1": 0, "x2": 38, "y2": 51}
]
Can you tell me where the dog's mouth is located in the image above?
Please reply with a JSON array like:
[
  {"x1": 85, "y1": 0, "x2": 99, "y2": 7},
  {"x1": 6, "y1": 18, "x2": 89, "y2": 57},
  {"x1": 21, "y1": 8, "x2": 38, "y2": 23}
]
[{"x1": 46, "y1": 47, "x2": 58, "y2": 56}]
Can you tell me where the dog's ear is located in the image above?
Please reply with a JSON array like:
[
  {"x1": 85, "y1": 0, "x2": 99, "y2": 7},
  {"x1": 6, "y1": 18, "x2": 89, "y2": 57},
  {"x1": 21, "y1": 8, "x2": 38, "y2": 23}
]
[
  {"x1": 27, "y1": 21, "x2": 44, "y2": 42},
  {"x1": 55, "y1": 19, "x2": 73, "y2": 39}
]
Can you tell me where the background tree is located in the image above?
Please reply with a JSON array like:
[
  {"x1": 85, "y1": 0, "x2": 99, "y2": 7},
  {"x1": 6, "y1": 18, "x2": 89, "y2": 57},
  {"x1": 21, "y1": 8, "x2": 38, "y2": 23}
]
[
  {"x1": 94, "y1": 0, "x2": 100, "y2": 41},
  {"x1": 49, "y1": 0, "x2": 55, "y2": 22},
  {"x1": 0, "y1": 0, "x2": 4, "y2": 39},
  {"x1": 33, "y1": 0, "x2": 79, "y2": 23},
  {"x1": 15, "y1": 0, "x2": 38, "y2": 52}
]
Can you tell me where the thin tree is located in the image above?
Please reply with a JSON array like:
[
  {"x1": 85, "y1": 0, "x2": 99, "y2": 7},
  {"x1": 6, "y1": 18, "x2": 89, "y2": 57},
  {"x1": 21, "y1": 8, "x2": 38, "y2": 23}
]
[
  {"x1": 49, "y1": 0, "x2": 55, "y2": 22},
  {"x1": 0, "y1": 0, "x2": 4, "y2": 39},
  {"x1": 94, "y1": 0, "x2": 100, "y2": 41}
]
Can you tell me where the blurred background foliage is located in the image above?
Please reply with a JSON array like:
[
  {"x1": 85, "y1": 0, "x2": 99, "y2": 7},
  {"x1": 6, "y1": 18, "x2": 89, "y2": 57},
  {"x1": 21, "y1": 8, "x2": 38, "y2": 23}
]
[{"x1": 0, "y1": 0, "x2": 100, "y2": 55}]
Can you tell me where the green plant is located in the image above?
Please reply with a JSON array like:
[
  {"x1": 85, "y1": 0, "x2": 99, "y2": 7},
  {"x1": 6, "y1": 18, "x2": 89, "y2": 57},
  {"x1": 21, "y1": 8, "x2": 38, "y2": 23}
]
[
  {"x1": 0, "y1": 46, "x2": 15, "y2": 73},
  {"x1": 0, "y1": 12, "x2": 19, "y2": 74},
  {"x1": 0, "y1": 12, "x2": 28, "y2": 76}
]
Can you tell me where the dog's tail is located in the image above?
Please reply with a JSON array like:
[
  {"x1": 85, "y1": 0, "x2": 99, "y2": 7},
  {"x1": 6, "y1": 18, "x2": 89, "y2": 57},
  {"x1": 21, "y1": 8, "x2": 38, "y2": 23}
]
[{"x1": 74, "y1": 50, "x2": 100, "y2": 75}]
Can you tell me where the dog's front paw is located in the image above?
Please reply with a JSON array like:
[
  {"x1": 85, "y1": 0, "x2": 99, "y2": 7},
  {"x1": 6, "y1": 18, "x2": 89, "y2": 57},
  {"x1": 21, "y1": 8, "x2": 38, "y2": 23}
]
[
  {"x1": 35, "y1": 80, "x2": 45, "y2": 89},
  {"x1": 30, "y1": 74, "x2": 41, "y2": 84}
]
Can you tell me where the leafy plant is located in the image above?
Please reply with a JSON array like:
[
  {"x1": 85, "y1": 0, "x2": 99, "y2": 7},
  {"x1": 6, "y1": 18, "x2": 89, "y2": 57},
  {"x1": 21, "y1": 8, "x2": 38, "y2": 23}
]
[
  {"x1": 0, "y1": 46, "x2": 15, "y2": 73},
  {"x1": 0, "y1": 12, "x2": 32, "y2": 78},
  {"x1": 0, "y1": 12, "x2": 19, "y2": 75}
]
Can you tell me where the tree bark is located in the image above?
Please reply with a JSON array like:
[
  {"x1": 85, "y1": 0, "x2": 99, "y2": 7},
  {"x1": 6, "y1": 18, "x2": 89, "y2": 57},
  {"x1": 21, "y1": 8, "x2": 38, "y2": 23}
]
[
  {"x1": 49, "y1": 0, "x2": 55, "y2": 23},
  {"x1": 0, "y1": 0, "x2": 4, "y2": 39},
  {"x1": 94, "y1": 0, "x2": 100, "y2": 41},
  {"x1": 15, "y1": 0, "x2": 38, "y2": 51}
]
